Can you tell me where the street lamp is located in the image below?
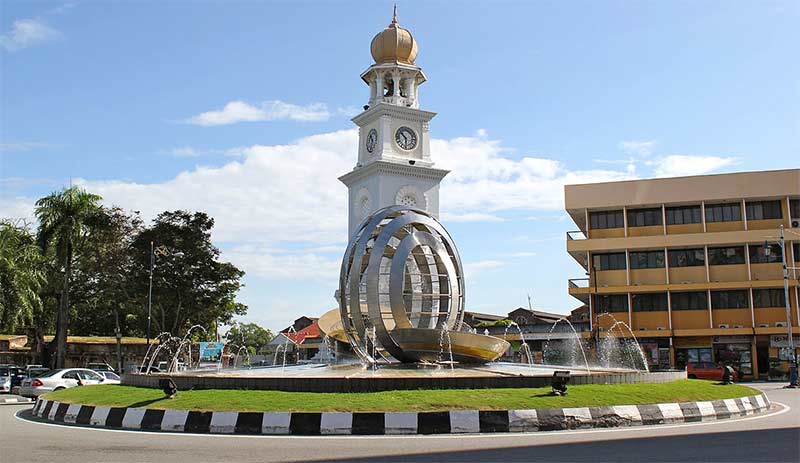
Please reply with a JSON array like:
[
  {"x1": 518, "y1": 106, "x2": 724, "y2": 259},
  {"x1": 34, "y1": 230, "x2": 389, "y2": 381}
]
[
  {"x1": 765, "y1": 225, "x2": 798, "y2": 388},
  {"x1": 146, "y1": 242, "x2": 168, "y2": 346}
]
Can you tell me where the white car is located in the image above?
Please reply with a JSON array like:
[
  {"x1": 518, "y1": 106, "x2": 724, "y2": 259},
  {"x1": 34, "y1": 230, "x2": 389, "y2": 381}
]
[
  {"x1": 19, "y1": 368, "x2": 105, "y2": 398},
  {"x1": 99, "y1": 371, "x2": 121, "y2": 384}
]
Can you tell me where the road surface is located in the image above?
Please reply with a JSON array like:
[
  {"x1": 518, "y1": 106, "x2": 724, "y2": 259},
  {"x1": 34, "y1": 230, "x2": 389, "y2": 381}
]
[{"x1": 1, "y1": 383, "x2": 797, "y2": 462}]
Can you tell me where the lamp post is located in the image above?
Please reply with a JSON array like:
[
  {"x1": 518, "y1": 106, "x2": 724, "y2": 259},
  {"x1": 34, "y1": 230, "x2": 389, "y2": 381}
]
[
  {"x1": 146, "y1": 241, "x2": 154, "y2": 347},
  {"x1": 765, "y1": 225, "x2": 798, "y2": 387}
]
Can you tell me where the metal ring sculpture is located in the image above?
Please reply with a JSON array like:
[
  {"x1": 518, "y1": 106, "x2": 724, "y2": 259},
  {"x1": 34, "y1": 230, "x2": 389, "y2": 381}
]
[{"x1": 339, "y1": 206, "x2": 465, "y2": 363}]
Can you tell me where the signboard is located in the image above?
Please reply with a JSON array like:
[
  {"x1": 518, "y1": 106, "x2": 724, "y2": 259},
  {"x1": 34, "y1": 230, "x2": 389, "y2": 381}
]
[
  {"x1": 770, "y1": 335, "x2": 800, "y2": 348},
  {"x1": 199, "y1": 342, "x2": 223, "y2": 363}
]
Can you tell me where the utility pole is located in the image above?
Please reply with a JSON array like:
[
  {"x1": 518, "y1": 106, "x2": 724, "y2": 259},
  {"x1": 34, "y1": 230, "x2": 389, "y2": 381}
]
[
  {"x1": 778, "y1": 225, "x2": 797, "y2": 387},
  {"x1": 767, "y1": 225, "x2": 797, "y2": 387},
  {"x1": 146, "y1": 241, "x2": 154, "y2": 346}
]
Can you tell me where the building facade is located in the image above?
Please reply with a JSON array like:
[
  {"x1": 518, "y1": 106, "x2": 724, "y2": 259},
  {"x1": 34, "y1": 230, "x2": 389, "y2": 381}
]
[
  {"x1": 339, "y1": 8, "x2": 449, "y2": 238},
  {"x1": 565, "y1": 169, "x2": 800, "y2": 379}
]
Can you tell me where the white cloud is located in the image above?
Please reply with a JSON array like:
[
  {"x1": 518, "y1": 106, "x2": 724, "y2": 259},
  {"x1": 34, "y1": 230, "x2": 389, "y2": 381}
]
[
  {"x1": 463, "y1": 260, "x2": 507, "y2": 279},
  {"x1": 650, "y1": 155, "x2": 739, "y2": 178},
  {"x1": 222, "y1": 245, "x2": 340, "y2": 283},
  {"x1": 0, "y1": 19, "x2": 62, "y2": 52},
  {"x1": 0, "y1": 129, "x2": 643, "y2": 283},
  {"x1": 0, "y1": 196, "x2": 37, "y2": 223},
  {"x1": 434, "y1": 136, "x2": 635, "y2": 212},
  {"x1": 620, "y1": 140, "x2": 657, "y2": 157},
  {"x1": 185, "y1": 100, "x2": 330, "y2": 126},
  {"x1": 0, "y1": 142, "x2": 53, "y2": 152}
]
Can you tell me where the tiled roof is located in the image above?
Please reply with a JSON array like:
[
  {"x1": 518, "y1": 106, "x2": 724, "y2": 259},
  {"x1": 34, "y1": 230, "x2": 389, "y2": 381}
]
[{"x1": 285, "y1": 322, "x2": 321, "y2": 345}]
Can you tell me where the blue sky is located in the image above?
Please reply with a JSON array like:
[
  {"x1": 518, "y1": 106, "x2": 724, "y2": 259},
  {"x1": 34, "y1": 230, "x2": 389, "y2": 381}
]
[{"x1": 2, "y1": 1, "x2": 799, "y2": 332}]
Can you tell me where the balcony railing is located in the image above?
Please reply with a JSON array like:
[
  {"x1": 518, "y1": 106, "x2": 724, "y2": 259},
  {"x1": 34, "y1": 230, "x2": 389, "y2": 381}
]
[
  {"x1": 566, "y1": 230, "x2": 587, "y2": 240},
  {"x1": 568, "y1": 278, "x2": 590, "y2": 289}
]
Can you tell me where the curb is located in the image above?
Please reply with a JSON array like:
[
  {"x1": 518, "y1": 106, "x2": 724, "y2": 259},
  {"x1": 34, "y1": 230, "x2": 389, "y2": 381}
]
[
  {"x1": 1, "y1": 397, "x2": 34, "y2": 405},
  {"x1": 30, "y1": 393, "x2": 771, "y2": 435}
]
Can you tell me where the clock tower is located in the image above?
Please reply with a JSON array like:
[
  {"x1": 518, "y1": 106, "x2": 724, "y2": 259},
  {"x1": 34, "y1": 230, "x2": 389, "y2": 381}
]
[{"x1": 339, "y1": 7, "x2": 449, "y2": 238}]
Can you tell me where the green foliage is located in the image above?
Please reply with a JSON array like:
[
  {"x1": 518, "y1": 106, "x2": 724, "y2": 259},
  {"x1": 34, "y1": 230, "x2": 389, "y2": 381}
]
[
  {"x1": 129, "y1": 210, "x2": 247, "y2": 335},
  {"x1": 35, "y1": 186, "x2": 106, "y2": 367},
  {"x1": 474, "y1": 319, "x2": 513, "y2": 328},
  {"x1": 45, "y1": 380, "x2": 759, "y2": 413},
  {"x1": 0, "y1": 220, "x2": 45, "y2": 332},
  {"x1": 1, "y1": 185, "x2": 248, "y2": 354},
  {"x1": 226, "y1": 322, "x2": 274, "y2": 355},
  {"x1": 68, "y1": 207, "x2": 143, "y2": 336}
]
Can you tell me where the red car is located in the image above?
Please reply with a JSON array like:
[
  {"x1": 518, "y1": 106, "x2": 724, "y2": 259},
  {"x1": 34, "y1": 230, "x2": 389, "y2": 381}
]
[{"x1": 687, "y1": 362, "x2": 738, "y2": 381}]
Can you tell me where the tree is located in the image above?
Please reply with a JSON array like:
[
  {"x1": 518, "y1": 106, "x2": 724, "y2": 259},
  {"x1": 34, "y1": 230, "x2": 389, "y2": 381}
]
[
  {"x1": 35, "y1": 186, "x2": 105, "y2": 368},
  {"x1": 131, "y1": 211, "x2": 247, "y2": 336},
  {"x1": 69, "y1": 207, "x2": 143, "y2": 337},
  {"x1": 226, "y1": 322, "x2": 274, "y2": 355},
  {"x1": 0, "y1": 220, "x2": 45, "y2": 332}
]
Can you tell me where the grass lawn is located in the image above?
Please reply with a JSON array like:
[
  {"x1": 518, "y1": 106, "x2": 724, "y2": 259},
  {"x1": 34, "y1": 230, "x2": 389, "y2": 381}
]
[{"x1": 43, "y1": 380, "x2": 759, "y2": 413}]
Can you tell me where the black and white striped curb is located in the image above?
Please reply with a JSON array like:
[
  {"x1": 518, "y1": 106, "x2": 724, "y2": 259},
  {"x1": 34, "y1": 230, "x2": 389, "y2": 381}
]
[
  {"x1": 1, "y1": 396, "x2": 33, "y2": 405},
  {"x1": 30, "y1": 394, "x2": 770, "y2": 435}
]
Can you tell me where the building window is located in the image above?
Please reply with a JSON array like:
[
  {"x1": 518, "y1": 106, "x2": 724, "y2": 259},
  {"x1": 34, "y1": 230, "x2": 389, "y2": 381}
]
[
  {"x1": 597, "y1": 294, "x2": 629, "y2": 313},
  {"x1": 665, "y1": 205, "x2": 702, "y2": 225},
  {"x1": 794, "y1": 243, "x2": 800, "y2": 262},
  {"x1": 746, "y1": 200, "x2": 783, "y2": 221},
  {"x1": 627, "y1": 208, "x2": 662, "y2": 227},
  {"x1": 592, "y1": 252, "x2": 627, "y2": 271},
  {"x1": 589, "y1": 210, "x2": 624, "y2": 230},
  {"x1": 752, "y1": 288, "x2": 786, "y2": 308},
  {"x1": 671, "y1": 291, "x2": 708, "y2": 310},
  {"x1": 629, "y1": 250, "x2": 665, "y2": 269},
  {"x1": 705, "y1": 203, "x2": 741, "y2": 223},
  {"x1": 711, "y1": 290, "x2": 749, "y2": 309},
  {"x1": 632, "y1": 293, "x2": 667, "y2": 312},
  {"x1": 708, "y1": 246, "x2": 745, "y2": 265},
  {"x1": 791, "y1": 199, "x2": 800, "y2": 220},
  {"x1": 749, "y1": 244, "x2": 782, "y2": 264},
  {"x1": 668, "y1": 248, "x2": 705, "y2": 267}
]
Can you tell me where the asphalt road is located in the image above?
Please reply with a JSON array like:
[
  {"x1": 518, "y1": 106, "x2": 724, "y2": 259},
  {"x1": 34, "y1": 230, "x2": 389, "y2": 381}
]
[{"x1": 1, "y1": 383, "x2": 797, "y2": 463}]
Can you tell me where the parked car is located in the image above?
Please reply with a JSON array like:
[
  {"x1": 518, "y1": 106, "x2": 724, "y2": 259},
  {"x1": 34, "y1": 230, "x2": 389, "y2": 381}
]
[
  {"x1": 0, "y1": 366, "x2": 10, "y2": 394},
  {"x1": 19, "y1": 368, "x2": 105, "y2": 398},
  {"x1": 87, "y1": 362, "x2": 115, "y2": 373},
  {"x1": 138, "y1": 365, "x2": 161, "y2": 373},
  {"x1": 0, "y1": 365, "x2": 24, "y2": 394},
  {"x1": 687, "y1": 362, "x2": 738, "y2": 381},
  {"x1": 14, "y1": 367, "x2": 50, "y2": 394},
  {"x1": 99, "y1": 371, "x2": 121, "y2": 384}
]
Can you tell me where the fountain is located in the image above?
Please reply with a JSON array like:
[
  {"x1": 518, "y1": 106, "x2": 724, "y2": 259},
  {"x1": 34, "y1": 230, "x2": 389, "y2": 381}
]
[
  {"x1": 127, "y1": 207, "x2": 683, "y2": 392},
  {"x1": 504, "y1": 322, "x2": 533, "y2": 368},
  {"x1": 542, "y1": 318, "x2": 592, "y2": 372},
  {"x1": 597, "y1": 314, "x2": 650, "y2": 372}
]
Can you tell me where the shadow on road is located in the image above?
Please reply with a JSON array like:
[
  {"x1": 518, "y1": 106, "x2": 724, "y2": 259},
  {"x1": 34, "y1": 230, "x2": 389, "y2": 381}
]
[{"x1": 293, "y1": 428, "x2": 800, "y2": 463}]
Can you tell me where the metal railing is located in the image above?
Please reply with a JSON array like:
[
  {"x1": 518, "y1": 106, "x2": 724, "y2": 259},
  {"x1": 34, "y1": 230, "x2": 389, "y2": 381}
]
[
  {"x1": 568, "y1": 278, "x2": 590, "y2": 289},
  {"x1": 566, "y1": 230, "x2": 587, "y2": 240}
]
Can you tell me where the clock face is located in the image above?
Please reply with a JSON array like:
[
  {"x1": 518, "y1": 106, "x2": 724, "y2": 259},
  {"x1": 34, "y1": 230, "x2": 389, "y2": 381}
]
[
  {"x1": 366, "y1": 128, "x2": 378, "y2": 154},
  {"x1": 394, "y1": 126, "x2": 417, "y2": 150}
]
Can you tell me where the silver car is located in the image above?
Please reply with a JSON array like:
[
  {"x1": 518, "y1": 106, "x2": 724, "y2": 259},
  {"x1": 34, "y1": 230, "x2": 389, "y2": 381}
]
[{"x1": 19, "y1": 368, "x2": 104, "y2": 398}]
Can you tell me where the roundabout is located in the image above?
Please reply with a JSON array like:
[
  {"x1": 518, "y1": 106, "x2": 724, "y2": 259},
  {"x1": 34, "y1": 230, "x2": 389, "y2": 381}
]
[{"x1": 3, "y1": 384, "x2": 796, "y2": 463}]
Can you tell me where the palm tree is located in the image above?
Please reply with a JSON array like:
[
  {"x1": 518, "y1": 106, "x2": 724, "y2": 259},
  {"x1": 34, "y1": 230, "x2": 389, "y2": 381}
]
[
  {"x1": 35, "y1": 186, "x2": 104, "y2": 368},
  {"x1": 0, "y1": 220, "x2": 44, "y2": 332}
]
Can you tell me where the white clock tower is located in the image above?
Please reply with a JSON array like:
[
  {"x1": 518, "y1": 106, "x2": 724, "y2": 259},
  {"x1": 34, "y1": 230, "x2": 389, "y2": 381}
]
[{"x1": 339, "y1": 7, "x2": 449, "y2": 238}]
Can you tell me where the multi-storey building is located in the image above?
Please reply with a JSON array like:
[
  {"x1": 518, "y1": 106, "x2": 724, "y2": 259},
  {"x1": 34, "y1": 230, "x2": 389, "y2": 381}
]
[{"x1": 565, "y1": 169, "x2": 800, "y2": 379}]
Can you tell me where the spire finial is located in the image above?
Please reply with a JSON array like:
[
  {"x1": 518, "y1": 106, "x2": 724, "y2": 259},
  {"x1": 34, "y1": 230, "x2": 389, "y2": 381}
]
[{"x1": 392, "y1": 4, "x2": 398, "y2": 25}]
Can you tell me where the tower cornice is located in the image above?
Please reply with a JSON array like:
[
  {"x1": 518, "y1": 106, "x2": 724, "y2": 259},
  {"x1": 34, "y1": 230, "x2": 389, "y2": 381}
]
[
  {"x1": 339, "y1": 160, "x2": 449, "y2": 187},
  {"x1": 352, "y1": 102, "x2": 437, "y2": 126}
]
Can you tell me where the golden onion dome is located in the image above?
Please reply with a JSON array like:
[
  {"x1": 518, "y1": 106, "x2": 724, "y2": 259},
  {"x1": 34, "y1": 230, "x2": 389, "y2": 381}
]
[{"x1": 370, "y1": 6, "x2": 418, "y2": 65}]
